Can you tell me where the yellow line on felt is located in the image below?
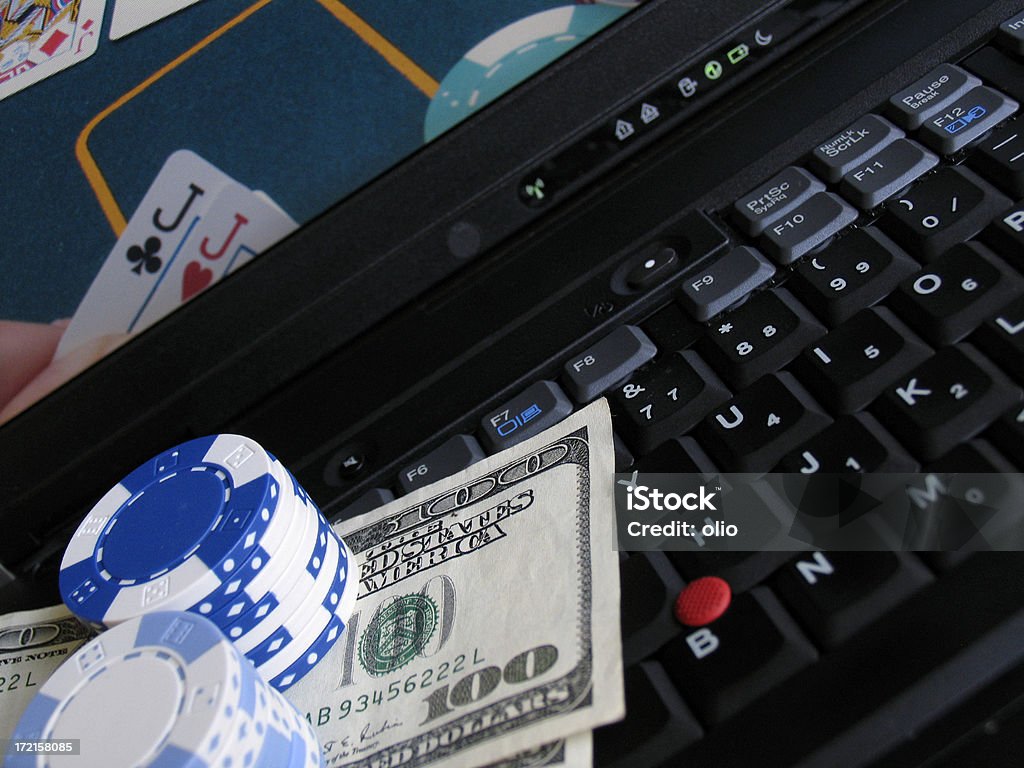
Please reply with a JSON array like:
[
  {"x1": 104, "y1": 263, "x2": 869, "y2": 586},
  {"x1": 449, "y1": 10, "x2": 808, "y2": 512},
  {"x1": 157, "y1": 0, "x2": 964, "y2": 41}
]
[
  {"x1": 315, "y1": 0, "x2": 439, "y2": 98},
  {"x1": 76, "y1": 0, "x2": 276, "y2": 235}
]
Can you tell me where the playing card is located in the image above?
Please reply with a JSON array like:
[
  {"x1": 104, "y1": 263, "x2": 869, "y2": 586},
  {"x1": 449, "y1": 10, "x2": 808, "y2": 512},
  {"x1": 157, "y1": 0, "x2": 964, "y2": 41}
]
[
  {"x1": 55, "y1": 149, "x2": 233, "y2": 358},
  {"x1": 109, "y1": 0, "x2": 202, "y2": 41},
  {"x1": 131, "y1": 183, "x2": 298, "y2": 331},
  {"x1": 0, "y1": 0, "x2": 106, "y2": 102}
]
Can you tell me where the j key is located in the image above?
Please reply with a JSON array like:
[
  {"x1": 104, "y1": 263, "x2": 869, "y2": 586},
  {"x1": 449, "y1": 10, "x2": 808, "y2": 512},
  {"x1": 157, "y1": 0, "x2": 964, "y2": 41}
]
[
  {"x1": 788, "y1": 227, "x2": 918, "y2": 326},
  {"x1": 637, "y1": 436, "x2": 717, "y2": 474},
  {"x1": 963, "y1": 45, "x2": 1024, "y2": 104},
  {"x1": 562, "y1": 325, "x2": 657, "y2": 403},
  {"x1": 479, "y1": 381, "x2": 573, "y2": 452},
  {"x1": 968, "y1": 117, "x2": 1024, "y2": 197},
  {"x1": 887, "y1": 64, "x2": 981, "y2": 130},
  {"x1": 775, "y1": 413, "x2": 919, "y2": 473},
  {"x1": 759, "y1": 192, "x2": 858, "y2": 264},
  {"x1": 678, "y1": 246, "x2": 776, "y2": 321},
  {"x1": 619, "y1": 552, "x2": 685, "y2": 665},
  {"x1": 612, "y1": 351, "x2": 730, "y2": 454},
  {"x1": 398, "y1": 434, "x2": 486, "y2": 494},
  {"x1": 695, "y1": 373, "x2": 831, "y2": 472},
  {"x1": 641, "y1": 303, "x2": 702, "y2": 353},
  {"x1": 809, "y1": 114, "x2": 904, "y2": 183},
  {"x1": 871, "y1": 344, "x2": 1022, "y2": 461},
  {"x1": 732, "y1": 167, "x2": 825, "y2": 236},
  {"x1": 982, "y1": 200, "x2": 1024, "y2": 270},
  {"x1": 972, "y1": 296, "x2": 1024, "y2": 383},
  {"x1": 772, "y1": 551, "x2": 932, "y2": 649},
  {"x1": 593, "y1": 662, "x2": 702, "y2": 768},
  {"x1": 657, "y1": 587, "x2": 817, "y2": 725},
  {"x1": 888, "y1": 242, "x2": 1023, "y2": 346},
  {"x1": 987, "y1": 402, "x2": 1024, "y2": 466},
  {"x1": 699, "y1": 289, "x2": 824, "y2": 389},
  {"x1": 883, "y1": 167, "x2": 1010, "y2": 260},
  {"x1": 793, "y1": 307, "x2": 932, "y2": 414},
  {"x1": 918, "y1": 86, "x2": 1019, "y2": 156},
  {"x1": 997, "y1": 10, "x2": 1024, "y2": 55},
  {"x1": 840, "y1": 139, "x2": 938, "y2": 210}
]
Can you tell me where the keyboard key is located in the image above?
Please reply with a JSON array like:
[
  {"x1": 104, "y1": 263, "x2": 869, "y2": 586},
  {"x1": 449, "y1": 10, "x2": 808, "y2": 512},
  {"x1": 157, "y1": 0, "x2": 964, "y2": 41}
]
[
  {"x1": 613, "y1": 433, "x2": 635, "y2": 472},
  {"x1": 335, "y1": 488, "x2": 395, "y2": 521},
  {"x1": 612, "y1": 351, "x2": 730, "y2": 454},
  {"x1": 562, "y1": 325, "x2": 657, "y2": 403},
  {"x1": 773, "y1": 551, "x2": 932, "y2": 649},
  {"x1": 774, "y1": 413, "x2": 918, "y2": 473},
  {"x1": 882, "y1": 166, "x2": 1011, "y2": 260},
  {"x1": 640, "y1": 303, "x2": 702, "y2": 353},
  {"x1": 887, "y1": 64, "x2": 981, "y2": 130},
  {"x1": 792, "y1": 307, "x2": 932, "y2": 414},
  {"x1": 759, "y1": 192, "x2": 858, "y2": 264},
  {"x1": 593, "y1": 662, "x2": 702, "y2": 768},
  {"x1": 669, "y1": 550, "x2": 795, "y2": 596},
  {"x1": 637, "y1": 436, "x2": 716, "y2": 474},
  {"x1": 809, "y1": 114, "x2": 905, "y2": 183},
  {"x1": 972, "y1": 295, "x2": 1024, "y2": 383},
  {"x1": 677, "y1": 246, "x2": 775, "y2": 322},
  {"x1": 871, "y1": 344, "x2": 1022, "y2": 461},
  {"x1": 699, "y1": 288, "x2": 825, "y2": 389},
  {"x1": 918, "y1": 86, "x2": 1019, "y2": 156},
  {"x1": 732, "y1": 167, "x2": 825, "y2": 236},
  {"x1": 982, "y1": 200, "x2": 1024, "y2": 269},
  {"x1": 619, "y1": 552, "x2": 685, "y2": 665},
  {"x1": 963, "y1": 45, "x2": 1024, "y2": 104},
  {"x1": 658, "y1": 587, "x2": 817, "y2": 725},
  {"x1": 695, "y1": 373, "x2": 831, "y2": 472},
  {"x1": 927, "y1": 439, "x2": 1017, "y2": 473},
  {"x1": 788, "y1": 227, "x2": 918, "y2": 326},
  {"x1": 997, "y1": 10, "x2": 1024, "y2": 55},
  {"x1": 840, "y1": 139, "x2": 939, "y2": 210},
  {"x1": 397, "y1": 434, "x2": 485, "y2": 494},
  {"x1": 987, "y1": 402, "x2": 1024, "y2": 466},
  {"x1": 888, "y1": 242, "x2": 1023, "y2": 346},
  {"x1": 968, "y1": 117, "x2": 1024, "y2": 197},
  {"x1": 479, "y1": 381, "x2": 573, "y2": 452}
]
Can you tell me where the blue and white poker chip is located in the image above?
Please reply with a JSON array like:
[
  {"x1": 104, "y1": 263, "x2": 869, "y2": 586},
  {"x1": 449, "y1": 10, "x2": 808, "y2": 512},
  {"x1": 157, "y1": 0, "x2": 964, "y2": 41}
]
[
  {"x1": 60, "y1": 436, "x2": 286, "y2": 628},
  {"x1": 423, "y1": 5, "x2": 629, "y2": 140},
  {"x1": 8, "y1": 611, "x2": 245, "y2": 768},
  {"x1": 263, "y1": 538, "x2": 358, "y2": 692}
]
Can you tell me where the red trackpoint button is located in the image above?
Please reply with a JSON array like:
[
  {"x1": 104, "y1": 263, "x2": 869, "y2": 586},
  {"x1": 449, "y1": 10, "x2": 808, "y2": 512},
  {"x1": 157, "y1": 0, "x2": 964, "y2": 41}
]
[{"x1": 675, "y1": 576, "x2": 732, "y2": 627}]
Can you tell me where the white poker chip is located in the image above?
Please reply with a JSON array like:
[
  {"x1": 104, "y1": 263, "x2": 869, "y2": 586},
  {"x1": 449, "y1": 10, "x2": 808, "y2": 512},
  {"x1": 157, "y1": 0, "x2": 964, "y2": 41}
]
[
  {"x1": 59, "y1": 435, "x2": 287, "y2": 628},
  {"x1": 7, "y1": 612, "x2": 245, "y2": 768}
]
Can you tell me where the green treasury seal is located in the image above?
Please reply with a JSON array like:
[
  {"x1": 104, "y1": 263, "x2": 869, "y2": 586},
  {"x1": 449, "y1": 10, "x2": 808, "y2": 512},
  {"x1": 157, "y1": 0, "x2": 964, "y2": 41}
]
[{"x1": 359, "y1": 593, "x2": 439, "y2": 676}]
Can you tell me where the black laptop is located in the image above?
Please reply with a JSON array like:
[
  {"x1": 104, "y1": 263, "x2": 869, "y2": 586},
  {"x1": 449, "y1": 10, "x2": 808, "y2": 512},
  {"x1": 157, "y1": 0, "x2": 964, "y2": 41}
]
[{"x1": 2, "y1": 1, "x2": 1024, "y2": 765}]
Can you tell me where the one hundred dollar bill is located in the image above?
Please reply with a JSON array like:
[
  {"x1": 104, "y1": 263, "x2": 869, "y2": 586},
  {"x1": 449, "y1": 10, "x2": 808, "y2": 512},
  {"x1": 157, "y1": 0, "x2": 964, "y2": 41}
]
[
  {"x1": 285, "y1": 400, "x2": 623, "y2": 768},
  {"x1": 0, "y1": 606, "x2": 93, "y2": 740}
]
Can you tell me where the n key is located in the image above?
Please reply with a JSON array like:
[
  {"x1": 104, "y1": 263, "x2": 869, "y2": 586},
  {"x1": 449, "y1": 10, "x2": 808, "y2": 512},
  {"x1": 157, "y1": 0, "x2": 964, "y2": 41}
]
[{"x1": 871, "y1": 344, "x2": 1021, "y2": 460}]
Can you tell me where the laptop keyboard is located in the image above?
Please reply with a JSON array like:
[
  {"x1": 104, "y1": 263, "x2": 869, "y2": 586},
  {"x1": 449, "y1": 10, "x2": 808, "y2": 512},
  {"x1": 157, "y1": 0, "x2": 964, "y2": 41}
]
[{"x1": 327, "y1": 14, "x2": 1024, "y2": 767}]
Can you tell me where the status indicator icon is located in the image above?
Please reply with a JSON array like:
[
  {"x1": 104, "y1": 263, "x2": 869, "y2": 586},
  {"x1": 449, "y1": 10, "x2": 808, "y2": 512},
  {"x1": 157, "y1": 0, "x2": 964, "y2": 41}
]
[
  {"x1": 728, "y1": 43, "x2": 750, "y2": 65},
  {"x1": 704, "y1": 60, "x2": 723, "y2": 80}
]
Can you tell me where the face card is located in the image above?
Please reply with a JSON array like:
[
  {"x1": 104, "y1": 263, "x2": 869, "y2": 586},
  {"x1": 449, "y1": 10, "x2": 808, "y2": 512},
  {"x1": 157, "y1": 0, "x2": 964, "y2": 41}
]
[
  {"x1": 130, "y1": 183, "x2": 298, "y2": 332},
  {"x1": 55, "y1": 149, "x2": 233, "y2": 358},
  {"x1": 108, "y1": 0, "x2": 202, "y2": 41},
  {"x1": 0, "y1": 0, "x2": 106, "y2": 102}
]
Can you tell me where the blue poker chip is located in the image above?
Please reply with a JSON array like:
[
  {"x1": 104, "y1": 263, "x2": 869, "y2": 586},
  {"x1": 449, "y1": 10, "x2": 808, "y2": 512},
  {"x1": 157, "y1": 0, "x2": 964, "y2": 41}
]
[
  {"x1": 424, "y1": 5, "x2": 628, "y2": 141},
  {"x1": 198, "y1": 460, "x2": 311, "y2": 630},
  {"x1": 244, "y1": 522, "x2": 341, "y2": 668},
  {"x1": 226, "y1": 504, "x2": 331, "y2": 646},
  {"x1": 7, "y1": 612, "x2": 245, "y2": 768},
  {"x1": 262, "y1": 538, "x2": 359, "y2": 692},
  {"x1": 60, "y1": 435, "x2": 286, "y2": 628}
]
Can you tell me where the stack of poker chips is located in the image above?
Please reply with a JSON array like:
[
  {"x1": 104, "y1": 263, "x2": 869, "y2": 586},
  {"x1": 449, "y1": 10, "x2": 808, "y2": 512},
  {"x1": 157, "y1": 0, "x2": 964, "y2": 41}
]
[
  {"x1": 58, "y1": 434, "x2": 358, "y2": 692},
  {"x1": 8, "y1": 611, "x2": 324, "y2": 768}
]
